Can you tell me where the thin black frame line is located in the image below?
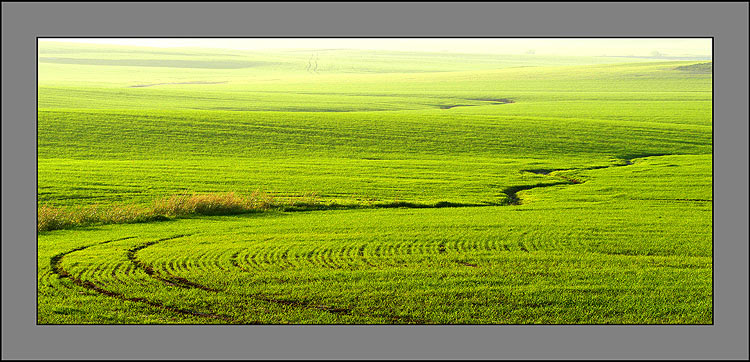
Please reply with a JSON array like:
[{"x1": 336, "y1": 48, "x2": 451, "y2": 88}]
[
  {"x1": 36, "y1": 37, "x2": 40, "y2": 326},
  {"x1": 35, "y1": 36, "x2": 714, "y2": 326},
  {"x1": 710, "y1": 36, "x2": 715, "y2": 326}
]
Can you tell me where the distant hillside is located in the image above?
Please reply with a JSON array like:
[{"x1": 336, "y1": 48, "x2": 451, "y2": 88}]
[{"x1": 674, "y1": 62, "x2": 713, "y2": 74}]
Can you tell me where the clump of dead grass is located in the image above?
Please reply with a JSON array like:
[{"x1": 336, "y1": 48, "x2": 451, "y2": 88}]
[
  {"x1": 37, "y1": 191, "x2": 310, "y2": 233},
  {"x1": 152, "y1": 191, "x2": 275, "y2": 216}
]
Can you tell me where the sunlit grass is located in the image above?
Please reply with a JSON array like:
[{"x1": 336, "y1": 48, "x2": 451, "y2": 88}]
[{"x1": 36, "y1": 42, "x2": 712, "y2": 324}]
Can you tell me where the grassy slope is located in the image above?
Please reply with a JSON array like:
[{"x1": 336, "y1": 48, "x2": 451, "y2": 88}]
[
  {"x1": 38, "y1": 156, "x2": 712, "y2": 324},
  {"x1": 37, "y1": 42, "x2": 712, "y2": 324}
]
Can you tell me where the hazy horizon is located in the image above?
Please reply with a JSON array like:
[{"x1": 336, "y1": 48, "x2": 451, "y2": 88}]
[{"x1": 40, "y1": 38, "x2": 712, "y2": 58}]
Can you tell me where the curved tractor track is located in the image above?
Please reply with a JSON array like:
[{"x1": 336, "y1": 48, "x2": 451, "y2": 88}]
[
  {"x1": 48, "y1": 155, "x2": 668, "y2": 324},
  {"x1": 52, "y1": 234, "x2": 429, "y2": 324},
  {"x1": 50, "y1": 235, "x2": 247, "y2": 323}
]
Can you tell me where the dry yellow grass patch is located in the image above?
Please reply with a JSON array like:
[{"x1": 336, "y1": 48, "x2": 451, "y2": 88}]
[{"x1": 38, "y1": 191, "x2": 319, "y2": 232}]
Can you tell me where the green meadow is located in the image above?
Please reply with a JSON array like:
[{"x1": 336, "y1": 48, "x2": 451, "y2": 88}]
[{"x1": 37, "y1": 42, "x2": 712, "y2": 324}]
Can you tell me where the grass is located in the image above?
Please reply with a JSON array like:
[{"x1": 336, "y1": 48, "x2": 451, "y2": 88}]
[
  {"x1": 38, "y1": 190, "x2": 505, "y2": 232},
  {"x1": 37, "y1": 191, "x2": 280, "y2": 232},
  {"x1": 39, "y1": 158, "x2": 712, "y2": 323},
  {"x1": 37, "y1": 42, "x2": 712, "y2": 324}
]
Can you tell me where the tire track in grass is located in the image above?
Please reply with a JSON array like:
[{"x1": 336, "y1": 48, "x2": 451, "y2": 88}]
[
  {"x1": 224, "y1": 246, "x2": 429, "y2": 323},
  {"x1": 230, "y1": 251, "x2": 252, "y2": 273},
  {"x1": 135, "y1": 238, "x2": 425, "y2": 323},
  {"x1": 215, "y1": 249, "x2": 235, "y2": 271},
  {"x1": 358, "y1": 244, "x2": 376, "y2": 267},
  {"x1": 275, "y1": 244, "x2": 294, "y2": 269},
  {"x1": 116, "y1": 235, "x2": 328, "y2": 323},
  {"x1": 231, "y1": 240, "x2": 470, "y2": 271},
  {"x1": 49, "y1": 223, "x2": 437, "y2": 323},
  {"x1": 126, "y1": 235, "x2": 220, "y2": 292},
  {"x1": 247, "y1": 248, "x2": 264, "y2": 270},
  {"x1": 108, "y1": 261, "x2": 135, "y2": 287},
  {"x1": 280, "y1": 247, "x2": 293, "y2": 269},
  {"x1": 338, "y1": 245, "x2": 355, "y2": 269},
  {"x1": 50, "y1": 236, "x2": 244, "y2": 324},
  {"x1": 320, "y1": 245, "x2": 341, "y2": 269},
  {"x1": 321, "y1": 246, "x2": 338, "y2": 270}
]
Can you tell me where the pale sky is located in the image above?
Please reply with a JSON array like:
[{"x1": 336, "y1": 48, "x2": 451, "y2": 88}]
[{"x1": 40, "y1": 38, "x2": 712, "y2": 57}]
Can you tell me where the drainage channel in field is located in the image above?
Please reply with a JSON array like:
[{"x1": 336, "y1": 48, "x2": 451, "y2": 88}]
[
  {"x1": 508, "y1": 156, "x2": 646, "y2": 205},
  {"x1": 437, "y1": 98, "x2": 515, "y2": 109}
]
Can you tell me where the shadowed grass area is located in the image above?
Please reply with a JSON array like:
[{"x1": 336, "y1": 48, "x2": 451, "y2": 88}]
[{"x1": 674, "y1": 61, "x2": 712, "y2": 74}]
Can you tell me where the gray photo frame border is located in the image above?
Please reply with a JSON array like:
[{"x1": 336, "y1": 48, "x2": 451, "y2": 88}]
[{"x1": 3, "y1": 2, "x2": 748, "y2": 360}]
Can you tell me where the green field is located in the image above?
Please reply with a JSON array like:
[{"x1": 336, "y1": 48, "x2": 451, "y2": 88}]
[{"x1": 37, "y1": 41, "x2": 712, "y2": 324}]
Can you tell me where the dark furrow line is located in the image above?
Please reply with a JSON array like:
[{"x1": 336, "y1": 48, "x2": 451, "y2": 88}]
[
  {"x1": 280, "y1": 248, "x2": 291, "y2": 269},
  {"x1": 167, "y1": 258, "x2": 178, "y2": 276},
  {"x1": 126, "y1": 234, "x2": 220, "y2": 292},
  {"x1": 229, "y1": 251, "x2": 253, "y2": 273},
  {"x1": 226, "y1": 248, "x2": 426, "y2": 322},
  {"x1": 192, "y1": 252, "x2": 211, "y2": 274},
  {"x1": 358, "y1": 244, "x2": 376, "y2": 267},
  {"x1": 179, "y1": 257, "x2": 190, "y2": 278},
  {"x1": 305, "y1": 249, "x2": 315, "y2": 267},
  {"x1": 405, "y1": 242, "x2": 413, "y2": 256},
  {"x1": 338, "y1": 246, "x2": 351, "y2": 269},
  {"x1": 246, "y1": 250, "x2": 261, "y2": 270},
  {"x1": 315, "y1": 248, "x2": 334, "y2": 270},
  {"x1": 49, "y1": 236, "x2": 137, "y2": 277},
  {"x1": 215, "y1": 251, "x2": 230, "y2": 271},
  {"x1": 272, "y1": 245, "x2": 289, "y2": 270},
  {"x1": 322, "y1": 248, "x2": 338, "y2": 270},
  {"x1": 262, "y1": 246, "x2": 277, "y2": 268},
  {"x1": 49, "y1": 236, "x2": 246, "y2": 324}
]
